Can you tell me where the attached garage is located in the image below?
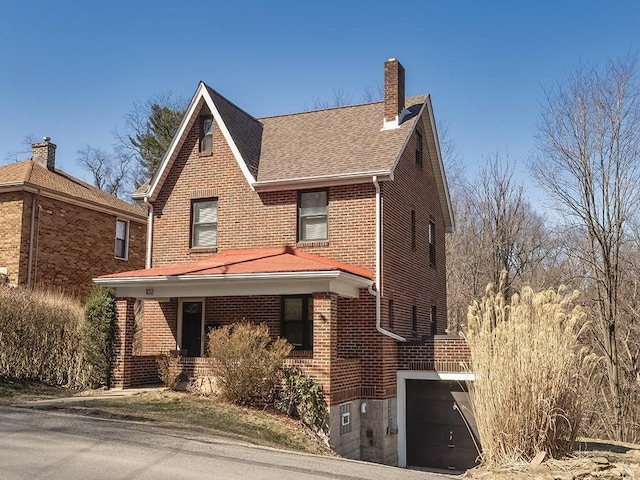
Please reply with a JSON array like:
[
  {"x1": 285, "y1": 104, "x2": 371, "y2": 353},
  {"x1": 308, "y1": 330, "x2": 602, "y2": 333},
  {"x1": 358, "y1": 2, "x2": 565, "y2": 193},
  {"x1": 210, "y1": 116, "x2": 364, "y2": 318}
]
[{"x1": 397, "y1": 371, "x2": 479, "y2": 471}]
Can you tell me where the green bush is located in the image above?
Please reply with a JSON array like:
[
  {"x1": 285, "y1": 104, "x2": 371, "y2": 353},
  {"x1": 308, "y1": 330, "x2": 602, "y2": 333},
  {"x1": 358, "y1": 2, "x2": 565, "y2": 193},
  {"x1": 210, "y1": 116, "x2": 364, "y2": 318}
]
[
  {"x1": 207, "y1": 322, "x2": 292, "y2": 405},
  {"x1": 0, "y1": 286, "x2": 85, "y2": 387},
  {"x1": 82, "y1": 287, "x2": 116, "y2": 387},
  {"x1": 276, "y1": 368, "x2": 328, "y2": 434}
]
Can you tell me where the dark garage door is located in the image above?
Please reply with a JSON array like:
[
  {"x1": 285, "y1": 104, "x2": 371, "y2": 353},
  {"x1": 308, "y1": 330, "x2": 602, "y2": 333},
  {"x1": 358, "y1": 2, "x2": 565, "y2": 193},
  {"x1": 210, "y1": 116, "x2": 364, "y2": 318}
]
[{"x1": 406, "y1": 379, "x2": 480, "y2": 471}]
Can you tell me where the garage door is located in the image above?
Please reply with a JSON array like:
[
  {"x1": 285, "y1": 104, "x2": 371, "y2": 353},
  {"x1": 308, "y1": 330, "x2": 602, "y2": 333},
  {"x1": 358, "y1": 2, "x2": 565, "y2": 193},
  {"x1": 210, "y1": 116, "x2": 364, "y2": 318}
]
[{"x1": 406, "y1": 379, "x2": 480, "y2": 471}]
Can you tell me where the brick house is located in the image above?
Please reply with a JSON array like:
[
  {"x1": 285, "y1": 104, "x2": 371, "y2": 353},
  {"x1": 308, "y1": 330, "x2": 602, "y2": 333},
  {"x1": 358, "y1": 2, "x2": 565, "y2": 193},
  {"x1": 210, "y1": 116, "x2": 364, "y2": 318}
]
[
  {"x1": 0, "y1": 138, "x2": 146, "y2": 297},
  {"x1": 96, "y1": 59, "x2": 474, "y2": 469}
]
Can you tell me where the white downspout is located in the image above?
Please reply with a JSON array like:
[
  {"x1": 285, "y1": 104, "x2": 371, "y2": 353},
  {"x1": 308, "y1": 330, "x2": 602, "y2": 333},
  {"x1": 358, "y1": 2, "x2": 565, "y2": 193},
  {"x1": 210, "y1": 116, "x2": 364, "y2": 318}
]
[
  {"x1": 27, "y1": 192, "x2": 38, "y2": 286},
  {"x1": 145, "y1": 198, "x2": 153, "y2": 269},
  {"x1": 369, "y1": 176, "x2": 406, "y2": 342}
]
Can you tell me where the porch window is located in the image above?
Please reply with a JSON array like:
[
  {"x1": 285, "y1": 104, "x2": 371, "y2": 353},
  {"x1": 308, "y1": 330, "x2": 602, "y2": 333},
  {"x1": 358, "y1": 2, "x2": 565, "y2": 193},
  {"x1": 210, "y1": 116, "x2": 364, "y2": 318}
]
[
  {"x1": 282, "y1": 295, "x2": 313, "y2": 350},
  {"x1": 191, "y1": 198, "x2": 218, "y2": 247},
  {"x1": 298, "y1": 189, "x2": 328, "y2": 241}
]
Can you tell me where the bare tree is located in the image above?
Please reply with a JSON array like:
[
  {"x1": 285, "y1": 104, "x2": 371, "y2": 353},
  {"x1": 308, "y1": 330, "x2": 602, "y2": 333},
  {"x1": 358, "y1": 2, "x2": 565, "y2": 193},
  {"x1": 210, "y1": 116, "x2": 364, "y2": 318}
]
[
  {"x1": 446, "y1": 153, "x2": 550, "y2": 332},
  {"x1": 532, "y1": 53, "x2": 640, "y2": 441},
  {"x1": 4, "y1": 135, "x2": 37, "y2": 163},
  {"x1": 77, "y1": 145, "x2": 133, "y2": 199}
]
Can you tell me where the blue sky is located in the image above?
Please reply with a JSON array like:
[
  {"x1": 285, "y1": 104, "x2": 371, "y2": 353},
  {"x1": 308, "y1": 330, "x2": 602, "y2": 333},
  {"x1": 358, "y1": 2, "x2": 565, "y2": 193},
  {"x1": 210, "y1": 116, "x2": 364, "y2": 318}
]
[{"x1": 1, "y1": 1, "x2": 639, "y2": 198}]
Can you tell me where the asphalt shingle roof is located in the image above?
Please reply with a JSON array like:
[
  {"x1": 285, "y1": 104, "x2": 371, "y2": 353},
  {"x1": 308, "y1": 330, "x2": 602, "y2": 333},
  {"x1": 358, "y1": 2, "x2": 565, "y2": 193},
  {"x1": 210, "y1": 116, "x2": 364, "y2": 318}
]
[
  {"x1": 0, "y1": 160, "x2": 146, "y2": 219},
  {"x1": 256, "y1": 95, "x2": 426, "y2": 182}
]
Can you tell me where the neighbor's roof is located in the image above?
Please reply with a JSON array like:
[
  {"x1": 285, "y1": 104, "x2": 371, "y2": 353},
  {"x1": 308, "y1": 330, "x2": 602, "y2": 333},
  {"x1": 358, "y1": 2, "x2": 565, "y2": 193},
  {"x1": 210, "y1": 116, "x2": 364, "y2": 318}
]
[
  {"x1": 0, "y1": 160, "x2": 146, "y2": 220},
  {"x1": 99, "y1": 246, "x2": 373, "y2": 280}
]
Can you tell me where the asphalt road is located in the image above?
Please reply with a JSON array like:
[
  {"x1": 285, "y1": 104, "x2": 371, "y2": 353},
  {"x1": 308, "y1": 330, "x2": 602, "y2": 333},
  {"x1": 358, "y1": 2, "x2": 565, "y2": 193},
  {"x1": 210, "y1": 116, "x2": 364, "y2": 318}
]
[{"x1": 0, "y1": 406, "x2": 449, "y2": 480}]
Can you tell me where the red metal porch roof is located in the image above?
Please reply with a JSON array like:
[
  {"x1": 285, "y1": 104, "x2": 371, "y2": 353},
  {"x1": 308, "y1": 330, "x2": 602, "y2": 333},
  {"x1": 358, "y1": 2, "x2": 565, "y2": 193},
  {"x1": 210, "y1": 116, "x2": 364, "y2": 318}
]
[{"x1": 99, "y1": 247, "x2": 373, "y2": 280}]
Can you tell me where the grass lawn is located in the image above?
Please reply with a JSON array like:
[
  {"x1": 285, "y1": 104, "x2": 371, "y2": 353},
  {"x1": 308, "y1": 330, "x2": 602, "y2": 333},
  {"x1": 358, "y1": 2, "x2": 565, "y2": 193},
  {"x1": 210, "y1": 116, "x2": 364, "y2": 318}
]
[{"x1": 0, "y1": 379, "x2": 331, "y2": 456}]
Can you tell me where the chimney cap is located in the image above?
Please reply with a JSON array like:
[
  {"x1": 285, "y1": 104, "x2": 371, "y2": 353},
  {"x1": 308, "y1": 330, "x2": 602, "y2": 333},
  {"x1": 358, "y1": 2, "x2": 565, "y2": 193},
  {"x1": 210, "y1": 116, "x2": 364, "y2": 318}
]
[{"x1": 43, "y1": 136, "x2": 51, "y2": 142}]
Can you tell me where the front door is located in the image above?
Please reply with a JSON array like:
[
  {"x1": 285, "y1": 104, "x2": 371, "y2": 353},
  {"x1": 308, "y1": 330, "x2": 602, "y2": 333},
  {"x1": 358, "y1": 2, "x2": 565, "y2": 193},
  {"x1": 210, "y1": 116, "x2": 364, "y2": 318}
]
[{"x1": 181, "y1": 301, "x2": 203, "y2": 357}]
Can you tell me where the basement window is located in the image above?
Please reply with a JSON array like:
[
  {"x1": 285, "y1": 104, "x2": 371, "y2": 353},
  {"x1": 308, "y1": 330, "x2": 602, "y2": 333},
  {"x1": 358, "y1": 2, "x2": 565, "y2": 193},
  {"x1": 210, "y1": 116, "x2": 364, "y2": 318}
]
[{"x1": 340, "y1": 403, "x2": 352, "y2": 435}]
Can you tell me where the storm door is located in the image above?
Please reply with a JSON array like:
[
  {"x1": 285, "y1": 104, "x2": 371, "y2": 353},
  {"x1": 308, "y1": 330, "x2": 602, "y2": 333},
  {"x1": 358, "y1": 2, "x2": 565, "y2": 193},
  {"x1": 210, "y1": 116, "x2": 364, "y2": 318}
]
[{"x1": 180, "y1": 300, "x2": 204, "y2": 357}]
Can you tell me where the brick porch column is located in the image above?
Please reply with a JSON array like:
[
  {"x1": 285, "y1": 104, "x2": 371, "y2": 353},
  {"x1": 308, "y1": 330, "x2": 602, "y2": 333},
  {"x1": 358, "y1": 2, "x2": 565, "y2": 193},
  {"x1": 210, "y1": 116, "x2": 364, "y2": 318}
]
[
  {"x1": 312, "y1": 292, "x2": 338, "y2": 403},
  {"x1": 112, "y1": 297, "x2": 136, "y2": 388}
]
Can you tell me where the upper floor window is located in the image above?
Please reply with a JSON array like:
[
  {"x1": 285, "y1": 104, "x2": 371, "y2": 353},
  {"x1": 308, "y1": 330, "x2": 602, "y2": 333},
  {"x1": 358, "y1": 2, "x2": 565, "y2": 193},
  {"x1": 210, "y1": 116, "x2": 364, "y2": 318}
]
[
  {"x1": 412, "y1": 305, "x2": 418, "y2": 337},
  {"x1": 191, "y1": 198, "x2": 218, "y2": 247},
  {"x1": 200, "y1": 115, "x2": 213, "y2": 152},
  {"x1": 298, "y1": 189, "x2": 328, "y2": 241},
  {"x1": 114, "y1": 219, "x2": 129, "y2": 259},
  {"x1": 411, "y1": 209, "x2": 416, "y2": 250},
  {"x1": 282, "y1": 295, "x2": 313, "y2": 350},
  {"x1": 428, "y1": 220, "x2": 436, "y2": 266},
  {"x1": 415, "y1": 131, "x2": 423, "y2": 167},
  {"x1": 430, "y1": 305, "x2": 437, "y2": 337}
]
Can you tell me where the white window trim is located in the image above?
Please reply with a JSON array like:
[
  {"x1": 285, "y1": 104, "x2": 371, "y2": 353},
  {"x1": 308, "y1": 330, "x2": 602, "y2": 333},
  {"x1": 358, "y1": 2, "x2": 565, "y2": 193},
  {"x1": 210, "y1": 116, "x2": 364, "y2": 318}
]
[
  {"x1": 298, "y1": 190, "x2": 328, "y2": 242},
  {"x1": 177, "y1": 298, "x2": 206, "y2": 356},
  {"x1": 115, "y1": 219, "x2": 130, "y2": 260},
  {"x1": 191, "y1": 198, "x2": 218, "y2": 248}
]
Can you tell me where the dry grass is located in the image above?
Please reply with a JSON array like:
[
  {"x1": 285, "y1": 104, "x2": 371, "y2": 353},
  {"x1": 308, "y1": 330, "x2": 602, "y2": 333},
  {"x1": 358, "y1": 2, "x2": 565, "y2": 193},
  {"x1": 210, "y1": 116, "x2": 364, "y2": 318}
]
[
  {"x1": 44, "y1": 390, "x2": 333, "y2": 455},
  {"x1": 463, "y1": 281, "x2": 594, "y2": 465},
  {"x1": 0, "y1": 286, "x2": 87, "y2": 387}
]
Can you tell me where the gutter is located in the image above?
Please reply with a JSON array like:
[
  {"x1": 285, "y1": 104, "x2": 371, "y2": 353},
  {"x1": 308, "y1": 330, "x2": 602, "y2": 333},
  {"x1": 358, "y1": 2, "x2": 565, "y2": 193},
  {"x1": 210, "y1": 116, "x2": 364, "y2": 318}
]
[{"x1": 369, "y1": 176, "x2": 406, "y2": 342}]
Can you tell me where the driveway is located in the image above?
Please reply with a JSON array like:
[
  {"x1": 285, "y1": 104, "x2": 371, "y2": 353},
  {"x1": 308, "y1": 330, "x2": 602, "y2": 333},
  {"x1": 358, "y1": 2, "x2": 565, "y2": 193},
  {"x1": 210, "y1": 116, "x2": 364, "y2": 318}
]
[{"x1": 0, "y1": 406, "x2": 450, "y2": 480}]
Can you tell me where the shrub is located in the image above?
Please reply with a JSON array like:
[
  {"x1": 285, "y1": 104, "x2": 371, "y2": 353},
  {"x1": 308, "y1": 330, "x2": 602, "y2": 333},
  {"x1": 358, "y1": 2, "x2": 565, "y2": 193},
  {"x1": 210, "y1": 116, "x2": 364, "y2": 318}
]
[
  {"x1": 0, "y1": 285, "x2": 86, "y2": 387},
  {"x1": 275, "y1": 368, "x2": 328, "y2": 434},
  {"x1": 82, "y1": 287, "x2": 116, "y2": 387},
  {"x1": 156, "y1": 352, "x2": 187, "y2": 390},
  {"x1": 207, "y1": 323, "x2": 292, "y2": 405},
  {"x1": 462, "y1": 280, "x2": 593, "y2": 465}
]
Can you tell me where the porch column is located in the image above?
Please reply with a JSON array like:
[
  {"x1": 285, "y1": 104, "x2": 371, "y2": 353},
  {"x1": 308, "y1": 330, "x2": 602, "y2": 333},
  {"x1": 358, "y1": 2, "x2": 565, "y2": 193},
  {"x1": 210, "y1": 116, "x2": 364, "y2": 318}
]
[
  {"x1": 112, "y1": 297, "x2": 136, "y2": 388},
  {"x1": 312, "y1": 292, "x2": 339, "y2": 402}
]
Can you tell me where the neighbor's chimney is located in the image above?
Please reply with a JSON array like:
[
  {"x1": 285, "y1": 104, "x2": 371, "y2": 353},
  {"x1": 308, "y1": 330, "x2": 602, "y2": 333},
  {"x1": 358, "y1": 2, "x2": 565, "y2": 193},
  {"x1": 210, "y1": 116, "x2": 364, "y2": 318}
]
[
  {"x1": 32, "y1": 137, "x2": 56, "y2": 171},
  {"x1": 384, "y1": 58, "x2": 405, "y2": 128}
]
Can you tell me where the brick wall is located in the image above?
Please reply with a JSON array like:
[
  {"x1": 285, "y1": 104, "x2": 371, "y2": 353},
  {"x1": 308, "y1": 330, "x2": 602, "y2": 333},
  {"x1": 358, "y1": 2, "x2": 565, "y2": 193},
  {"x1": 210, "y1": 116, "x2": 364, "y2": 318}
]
[
  {"x1": 397, "y1": 335, "x2": 470, "y2": 372},
  {"x1": 150, "y1": 108, "x2": 376, "y2": 271},
  {"x1": 380, "y1": 110, "x2": 449, "y2": 393},
  {"x1": 0, "y1": 192, "x2": 27, "y2": 284},
  {"x1": 27, "y1": 194, "x2": 146, "y2": 297}
]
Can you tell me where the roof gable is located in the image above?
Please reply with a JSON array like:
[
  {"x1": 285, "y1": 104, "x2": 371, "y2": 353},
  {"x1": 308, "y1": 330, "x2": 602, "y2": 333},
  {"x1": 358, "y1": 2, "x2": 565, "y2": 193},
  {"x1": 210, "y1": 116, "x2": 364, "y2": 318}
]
[{"x1": 148, "y1": 82, "x2": 262, "y2": 202}]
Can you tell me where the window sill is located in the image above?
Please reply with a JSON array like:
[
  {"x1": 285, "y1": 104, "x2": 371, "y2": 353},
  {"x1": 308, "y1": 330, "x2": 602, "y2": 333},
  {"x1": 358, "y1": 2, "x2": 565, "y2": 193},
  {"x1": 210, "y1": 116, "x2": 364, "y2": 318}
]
[
  {"x1": 296, "y1": 240, "x2": 329, "y2": 248},
  {"x1": 198, "y1": 151, "x2": 214, "y2": 158},
  {"x1": 190, "y1": 246, "x2": 218, "y2": 254},
  {"x1": 287, "y1": 349, "x2": 313, "y2": 359},
  {"x1": 114, "y1": 256, "x2": 128, "y2": 261}
]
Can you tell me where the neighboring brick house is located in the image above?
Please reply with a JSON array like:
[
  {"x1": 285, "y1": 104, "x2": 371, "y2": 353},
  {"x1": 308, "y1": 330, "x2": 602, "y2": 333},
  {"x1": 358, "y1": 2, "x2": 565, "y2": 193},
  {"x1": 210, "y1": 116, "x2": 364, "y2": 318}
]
[
  {"x1": 0, "y1": 139, "x2": 147, "y2": 297},
  {"x1": 96, "y1": 59, "x2": 474, "y2": 469}
]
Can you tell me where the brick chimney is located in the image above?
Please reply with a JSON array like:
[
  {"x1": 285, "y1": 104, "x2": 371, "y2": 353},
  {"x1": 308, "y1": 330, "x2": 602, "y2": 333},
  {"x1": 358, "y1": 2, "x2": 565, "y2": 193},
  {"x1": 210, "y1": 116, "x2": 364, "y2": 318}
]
[
  {"x1": 383, "y1": 58, "x2": 406, "y2": 129},
  {"x1": 32, "y1": 137, "x2": 57, "y2": 171}
]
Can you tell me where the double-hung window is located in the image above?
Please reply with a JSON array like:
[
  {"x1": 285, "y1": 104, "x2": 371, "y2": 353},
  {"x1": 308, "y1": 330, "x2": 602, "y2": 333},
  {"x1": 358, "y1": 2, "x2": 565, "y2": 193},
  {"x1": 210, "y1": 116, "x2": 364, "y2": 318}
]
[
  {"x1": 191, "y1": 198, "x2": 218, "y2": 247},
  {"x1": 298, "y1": 190, "x2": 328, "y2": 241},
  {"x1": 114, "y1": 219, "x2": 129, "y2": 259},
  {"x1": 282, "y1": 296, "x2": 313, "y2": 350}
]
